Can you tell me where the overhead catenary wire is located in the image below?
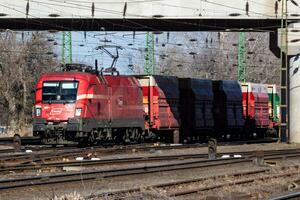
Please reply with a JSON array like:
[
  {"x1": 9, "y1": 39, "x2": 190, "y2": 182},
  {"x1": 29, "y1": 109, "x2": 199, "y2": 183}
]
[
  {"x1": 0, "y1": 0, "x2": 284, "y2": 72},
  {"x1": 29, "y1": 0, "x2": 280, "y2": 18},
  {"x1": 3, "y1": 31, "x2": 277, "y2": 67},
  {"x1": 0, "y1": 1, "x2": 290, "y2": 34}
]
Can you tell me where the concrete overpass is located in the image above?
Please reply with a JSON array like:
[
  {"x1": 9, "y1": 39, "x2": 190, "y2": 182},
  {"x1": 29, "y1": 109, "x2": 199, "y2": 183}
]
[{"x1": 0, "y1": 0, "x2": 297, "y2": 31}]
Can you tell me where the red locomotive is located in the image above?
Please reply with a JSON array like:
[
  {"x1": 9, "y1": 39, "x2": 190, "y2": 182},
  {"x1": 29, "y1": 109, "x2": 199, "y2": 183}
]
[
  {"x1": 33, "y1": 64, "x2": 144, "y2": 144},
  {"x1": 33, "y1": 64, "x2": 279, "y2": 145}
]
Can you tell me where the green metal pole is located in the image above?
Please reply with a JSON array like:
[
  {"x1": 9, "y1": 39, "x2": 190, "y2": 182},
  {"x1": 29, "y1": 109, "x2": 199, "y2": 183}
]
[
  {"x1": 62, "y1": 31, "x2": 65, "y2": 64},
  {"x1": 68, "y1": 31, "x2": 72, "y2": 63},
  {"x1": 61, "y1": 31, "x2": 72, "y2": 64},
  {"x1": 152, "y1": 33, "x2": 155, "y2": 74},
  {"x1": 279, "y1": 0, "x2": 288, "y2": 142},
  {"x1": 144, "y1": 32, "x2": 154, "y2": 75},
  {"x1": 237, "y1": 32, "x2": 246, "y2": 82}
]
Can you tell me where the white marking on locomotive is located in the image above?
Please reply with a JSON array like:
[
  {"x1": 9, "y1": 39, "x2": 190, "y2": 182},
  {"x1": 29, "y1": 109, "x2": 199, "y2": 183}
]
[
  {"x1": 50, "y1": 108, "x2": 63, "y2": 115},
  {"x1": 77, "y1": 94, "x2": 107, "y2": 100}
]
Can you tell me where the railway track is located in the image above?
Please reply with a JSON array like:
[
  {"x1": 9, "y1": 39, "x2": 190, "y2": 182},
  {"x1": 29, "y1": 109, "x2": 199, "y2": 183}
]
[
  {"x1": 0, "y1": 137, "x2": 280, "y2": 165},
  {"x1": 0, "y1": 136, "x2": 278, "y2": 152},
  {"x1": 0, "y1": 149, "x2": 300, "y2": 191},
  {"x1": 0, "y1": 146, "x2": 298, "y2": 172},
  {"x1": 0, "y1": 141, "x2": 260, "y2": 164},
  {"x1": 168, "y1": 170, "x2": 300, "y2": 198},
  {"x1": 87, "y1": 168, "x2": 270, "y2": 199},
  {"x1": 88, "y1": 165, "x2": 300, "y2": 199},
  {"x1": 0, "y1": 157, "x2": 249, "y2": 190},
  {"x1": 0, "y1": 153, "x2": 211, "y2": 173},
  {"x1": 0, "y1": 148, "x2": 299, "y2": 173},
  {"x1": 0, "y1": 143, "x2": 207, "y2": 164},
  {"x1": 0, "y1": 136, "x2": 41, "y2": 145},
  {"x1": 270, "y1": 191, "x2": 300, "y2": 200}
]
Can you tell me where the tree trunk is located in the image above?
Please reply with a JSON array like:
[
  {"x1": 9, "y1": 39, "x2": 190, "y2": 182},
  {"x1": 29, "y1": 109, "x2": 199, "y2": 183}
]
[
  {"x1": 7, "y1": 96, "x2": 19, "y2": 133},
  {"x1": 20, "y1": 80, "x2": 27, "y2": 127}
]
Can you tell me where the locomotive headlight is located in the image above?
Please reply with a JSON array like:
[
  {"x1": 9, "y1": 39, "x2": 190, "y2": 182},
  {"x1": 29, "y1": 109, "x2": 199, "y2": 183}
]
[
  {"x1": 35, "y1": 108, "x2": 41, "y2": 117},
  {"x1": 75, "y1": 108, "x2": 82, "y2": 117}
]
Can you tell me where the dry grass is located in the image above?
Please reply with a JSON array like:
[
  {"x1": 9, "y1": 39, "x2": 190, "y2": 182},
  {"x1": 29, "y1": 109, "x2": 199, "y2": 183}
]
[
  {"x1": 49, "y1": 192, "x2": 84, "y2": 200},
  {"x1": 92, "y1": 188, "x2": 174, "y2": 200}
]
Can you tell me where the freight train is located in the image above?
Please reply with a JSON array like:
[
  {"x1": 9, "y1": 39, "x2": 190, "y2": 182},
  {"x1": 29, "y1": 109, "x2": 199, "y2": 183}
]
[{"x1": 32, "y1": 64, "x2": 280, "y2": 145}]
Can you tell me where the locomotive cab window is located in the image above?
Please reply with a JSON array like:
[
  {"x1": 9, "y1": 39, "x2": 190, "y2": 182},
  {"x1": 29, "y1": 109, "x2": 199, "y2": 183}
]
[{"x1": 42, "y1": 81, "x2": 78, "y2": 103}]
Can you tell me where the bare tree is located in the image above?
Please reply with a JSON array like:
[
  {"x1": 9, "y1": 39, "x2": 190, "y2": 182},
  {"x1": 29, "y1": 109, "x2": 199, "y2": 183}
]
[
  {"x1": 149, "y1": 32, "x2": 280, "y2": 85},
  {"x1": 0, "y1": 31, "x2": 57, "y2": 134}
]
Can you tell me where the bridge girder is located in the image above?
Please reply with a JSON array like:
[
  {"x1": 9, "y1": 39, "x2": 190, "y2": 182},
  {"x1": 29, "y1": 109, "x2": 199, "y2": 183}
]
[{"x1": 0, "y1": 18, "x2": 285, "y2": 31}]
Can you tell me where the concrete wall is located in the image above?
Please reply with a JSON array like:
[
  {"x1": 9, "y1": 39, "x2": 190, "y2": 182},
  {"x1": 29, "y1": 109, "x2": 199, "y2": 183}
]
[
  {"x1": 289, "y1": 55, "x2": 300, "y2": 143},
  {"x1": 0, "y1": 0, "x2": 297, "y2": 19}
]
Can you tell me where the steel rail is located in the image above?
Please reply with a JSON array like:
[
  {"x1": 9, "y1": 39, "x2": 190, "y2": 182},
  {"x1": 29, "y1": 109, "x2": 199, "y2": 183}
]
[
  {"x1": 0, "y1": 144, "x2": 297, "y2": 163},
  {"x1": 1, "y1": 148, "x2": 300, "y2": 174},
  {"x1": 86, "y1": 168, "x2": 270, "y2": 199},
  {"x1": 1, "y1": 151, "x2": 300, "y2": 191},
  {"x1": 168, "y1": 171, "x2": 299, "y2": 197},
  {"x1": 0, "y1": 137, "x2": 41, "y2": 145},
  {"x1": 90, "y1": 167, "x2": 300, "y2": 198},
  {"x1": 0, "y1": 153, "x2": 211, "y2": 172},
  {"x1": 0, "y1": 143, "x2": 205, "y2": 163},
  {"x1": 0, "y1": 137, "x2": 279, "y2": 157},
  {"x1": 1, "y1": 148, "x2": 300, "y2": 173},
  {"x1": 269, "y1": 191, "x2": 300, "y2": 200},
  {"x1": 0, "y1": 138, "x2": 281, "y2": 165},
  {"x1": 0, "y1": 157, "x2": 249, "y2": 190}
]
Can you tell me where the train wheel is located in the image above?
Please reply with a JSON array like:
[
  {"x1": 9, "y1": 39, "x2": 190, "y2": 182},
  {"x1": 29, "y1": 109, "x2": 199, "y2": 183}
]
[
  {"x1": 139, "y1": 133, "x2": 145, "y2": 143},
  {"x1": 266, "y1": 128, "x2": 277, "y2": 138},
  {"x1": 77, "y1": 139, "x2": 87, "y2": 147},
  {"x1": 88, "y1": 130, "x2": 98, "y2": 145},
  {"x1": 123, "y1": 128, "x2": 141, "y2": 144},
  {"x1": 115, "y1": 131, "x2": 124, "y2": 144}
]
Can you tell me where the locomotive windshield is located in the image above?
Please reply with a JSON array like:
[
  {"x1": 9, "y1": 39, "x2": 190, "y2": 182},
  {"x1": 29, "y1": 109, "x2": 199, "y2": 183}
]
[{"x1": 42, "y1": 81, "x2": 78, "y2": 103}]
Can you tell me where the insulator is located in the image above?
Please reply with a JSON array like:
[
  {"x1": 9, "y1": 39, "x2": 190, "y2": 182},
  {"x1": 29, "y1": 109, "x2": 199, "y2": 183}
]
[
  {"x1": 275, "y1": 1, "x2": 278, "y2": 16},
  {"x1": 167, "y1": 32, "x2": 170, "y2": 42},
  {"x1": 92, "y1": 2, "x2": 95, "y2": 17},
  {"x1": 246, "y1": 1, "x2": 249, "y2": 16},
  {"x1": 123, "y1": 2, "x2": 127, "y2": 18},
  {"x1": 291, "y1": 0, "x2": 299, "y2": 7},
  {"x1": 26, "y1": 0, "x2": 29, "y2": 17}
]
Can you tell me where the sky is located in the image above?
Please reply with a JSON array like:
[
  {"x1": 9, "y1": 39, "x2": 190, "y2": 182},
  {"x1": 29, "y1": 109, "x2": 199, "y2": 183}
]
[
  {"x1": 11, "y1": 30, "x2": 209, "y2": 75},
  {"x1": 53, "y1": 31, "x2": 155, "y2": 74},
  {"x1": 15, "y1": 31, "x2": 263, "y2": 76},
  {"x1": 51, "y1": 31, "x2": 198, "y2": 74}
]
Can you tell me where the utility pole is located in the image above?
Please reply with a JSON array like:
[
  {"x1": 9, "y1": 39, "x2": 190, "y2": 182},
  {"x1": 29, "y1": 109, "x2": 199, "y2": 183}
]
[
  {"x1": 237, "y1": 32, "x2": 246, "y2": 82},
  {"x1": 144, "y1": 32, "x2": 155, "y2": 75},
  {"x1": 61, "y1": 31, "x2": 72, "y2": 64},
  {"x1": 279, "y1": 0, "x2": 289, "y2": 142}
]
